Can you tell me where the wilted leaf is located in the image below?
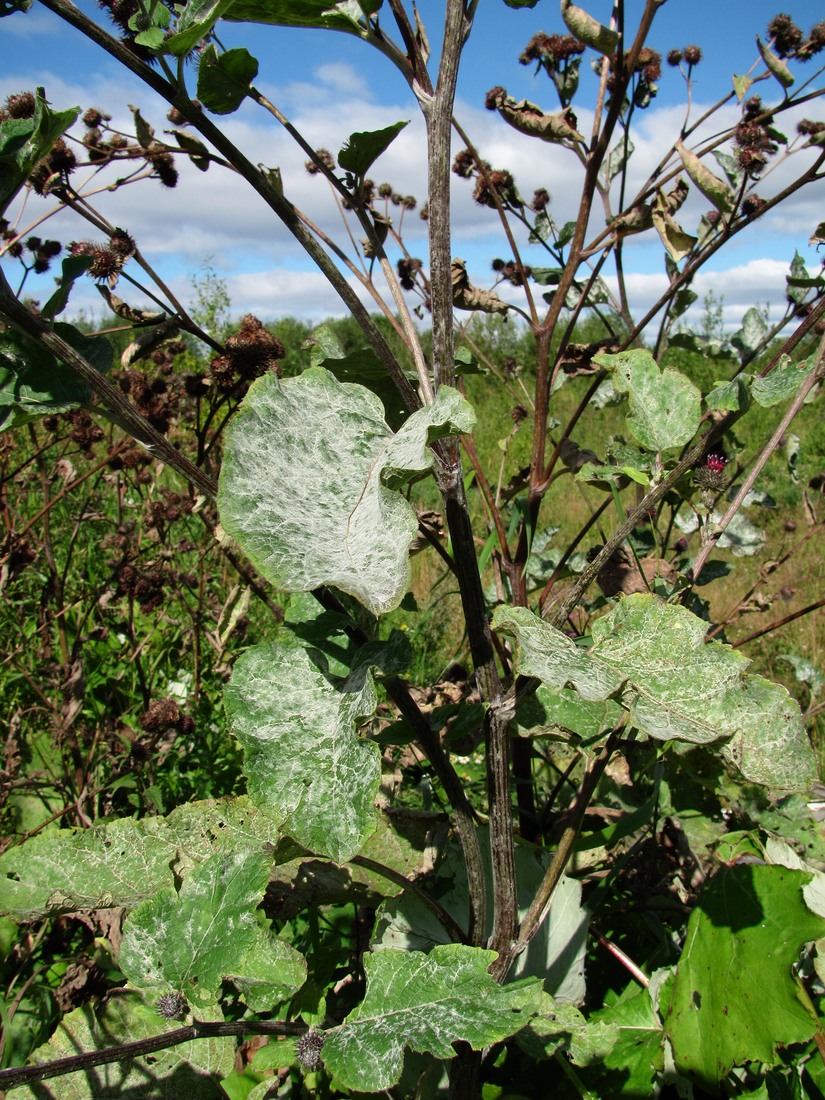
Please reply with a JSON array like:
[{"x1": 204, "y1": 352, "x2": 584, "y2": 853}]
[
  {"x1": 171, "y1": 128, "x2": 211, "y2": 170},
  {"x1": 732, "y1": 73, "x2": 753, "y2": 101},
  {"x1": 560, "y1": 0, "x2": 617, "y2": 55},
  {"x1": 651, "y1": 188, "x2": 697, "y2": 262},
  {"x1": 487, "y1": 90, "x2": 583, "y2": 146},
  {"x1": 593, "y1": 347, "x2": 701, "y2": 452},
  {"x1": 321, "y1": 945, "x2": 542, "y2": 1091},
  {"x1": 217, "y1": 368, "x2": 474, "y2": 614},
  {"x1": 676, "y1": 139, "x2": 734, "y2": 213},
  {"x1": 666, "y1": 864, "x2": 821, "y2": 1089},
  {"x1": 119, "y1": 849, "x2": 273, "y2": 1005},
  {"x1": 451, "y1": 258, "x2": 509, "y2": 315},
  {"x1": 223, "y1": 630, "x2": 410, "y2": 862},
  {"x1": 756, "y1": 35, "x2": 795, "y2": 88}
]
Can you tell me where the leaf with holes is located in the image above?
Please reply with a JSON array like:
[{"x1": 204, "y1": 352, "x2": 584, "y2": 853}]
[{"x1": 666, "y1": 864, "x2": 822, "y2": 1089}]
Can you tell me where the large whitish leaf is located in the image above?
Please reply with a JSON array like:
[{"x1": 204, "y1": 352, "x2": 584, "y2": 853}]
[
  {"x1": 10, "y1": 991, "x2": 232, "y2": 1099},
  {"x1": 0, "y1": 796, "x2": 290, "y2": 921},
  {"x1": 666, "y1": 864, "x2": 822, "y2": 1090},
  {"x1": 751, "y1": 353, "x2": 817, "y2": 407},
  {"x1": 118, "y1": 849, "x2": 273, "y2": 1006},
  {"x1": 217, "y1": 368, "x2": 474, "y2": 614},
  {"x1": 223, "y1": 632, "x2": 409, "y2": 863},
  {"x1": 593, "y1": 348, "x2": 701, "y2": 452},
  {"x1": 321, "y1": 945, "x2": 542, "y2": 1092},
  {"x1": 494, "y1": 597, "x2": 817, "y2": 790}
]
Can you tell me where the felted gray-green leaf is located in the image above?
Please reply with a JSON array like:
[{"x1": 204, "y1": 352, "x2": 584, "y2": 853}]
[
  {"x1": 9, "y1": 990, "x2": 232, "y2": 1099},
  {"x1": 0, "y1": 796, "x2": 288, "y2": 921},
  {"x1": 593, "y1": 348, "x2": 701, "y2": 451},
  {"x1": 321, "y1": 945, "x2": 542, "y2": 1091},
  {"x1": 217, "y1": 368, "x2": 474, "y2": 614},
  {"x1": 118, "y1": 849, "x2": 272, "y2": 1006},
  {"x1": 494, "y1": 596, "x2": 817, "y2": 790},
  {"x1": 223, "y1": 632, "x2": 409, "y2": 862}
]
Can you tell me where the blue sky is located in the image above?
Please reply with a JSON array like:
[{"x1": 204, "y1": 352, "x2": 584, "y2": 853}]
[{"x1": 2, "y1": 0, "x2": 824, "y2": 330}]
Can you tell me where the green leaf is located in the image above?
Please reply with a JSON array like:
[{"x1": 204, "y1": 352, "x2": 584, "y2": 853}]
[
  {"x1": 217, "y1": 368, "x2": 474, "y2": 614},
  {"x1": 0, "y1": 323, "x2": 111, "y2": 429},
  {"x1": 375, "y1": 830, "x2": 589, "y2": 1002},
  {"x1": 338, "y1": 120, "x2": 408, "y2": 178},
  {"x1": 733, "y1": 73, "x2": 753, "y2": 101},
  {"x1": 705, "y1": 376, "x2": 750, "y2": 412},
  {"x1": 666, "y1": 864, "x2": 822, "y2": 1090},
  {"x1": 165, "y1": 0, "x2": 238, "y2": 55},
  {"x1": 224, "y1": 0, "x2": 381, "y2": 33},
  {"x1": 12, "y1": 990, "x2": 232, "y2": 1099},
  {"x1": 305, "y1": 322, "x2": 413, "y2": 430},
  {"x1": 572, "y1": 978, "x2": 667, "y2": 1095},
  {"x1": 223, "y1": 631, "x2": 409, "y2": 862},
  {"x1": 493, "y1": 597, "x2": 817, "y2": 790},
  {"x1": 515, "y1": 684, "x2": 623, "y2": 744},
  {"x1": 197, "y1": 45, "x2": 259, "y2": 115},
  {"x1": 751, "y1": 354, "x2": 816, "y2": 407},
  {"x1": 223, "y1": 924, "x2": 307, "y2": 1011},
  {"x1": 0, "y1": 796, "x2": 291, "y2": 920},
  {"x1": 119, "y1": 849, "x2": 273, "y2": 1005},
  {"x1": 0, "y1": 87, "x2": 79, "y2": 212},
  {"x1": 41, "y1": 254, "x2": 94, "y2": 319},
  {"x1": 593, "y1": 348, "x2": 701, "y2": 452},
  {"x1": 731, "y1": 306, "x2": 768, "y2": 359},
  {"x1": 322, "y1": 945, "x2": 542, "y2": 1092}
]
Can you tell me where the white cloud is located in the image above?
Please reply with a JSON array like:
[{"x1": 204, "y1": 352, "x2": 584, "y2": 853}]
[{"x1": 2, "y1": 57, "x2": 822, "y2": 330}]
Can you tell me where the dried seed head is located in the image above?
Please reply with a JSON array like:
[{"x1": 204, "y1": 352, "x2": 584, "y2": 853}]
[
  {"x1": 683, "y1": 44, "x2": 702, "y2": 65},
  {"x1": 296, "y1": 1029, "x2": 325, "y2": 1071},
  {"x1": 667, "y1": 48, "x2": 683, "y2": 66},
  {"x1": 157, "y1": 992, "x2": 189, "y2": 1020}
]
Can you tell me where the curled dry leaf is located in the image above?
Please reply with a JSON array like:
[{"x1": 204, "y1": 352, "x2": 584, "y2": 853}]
[
  {"x1": 487, "y1": 88, "x2": 584, "y2": 147},
  {"x1": 451, "y1": 259, "x2": 509, "y2": 315},
  {"x1": 676, "y1": 140, "x2": 734, "y2": 213}
]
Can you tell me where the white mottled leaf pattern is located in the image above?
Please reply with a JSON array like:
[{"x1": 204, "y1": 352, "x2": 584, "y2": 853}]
[
  {"x1": 322, "y1": 945, "x2": 542, "y2": 1091},
  {"x1": 218, "y1": 368, "x2": 475, "y2": 614},
  {"x1": 494, "y1": 595, "x2": 816, "y2": 790},
  {"x1": 223, "y1": 633, "x2": 407, "y2": 862},
  {"x1": 118, "y1": 849, "x2": 272, "y2": 1005}
]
